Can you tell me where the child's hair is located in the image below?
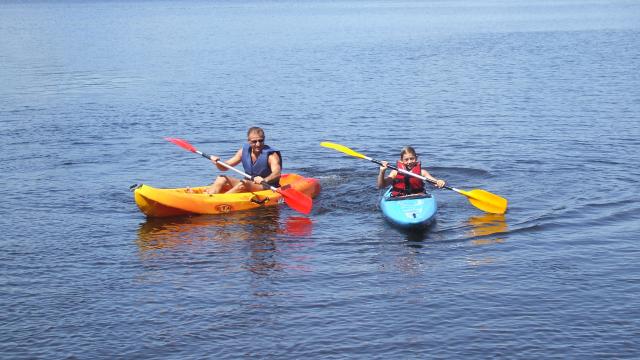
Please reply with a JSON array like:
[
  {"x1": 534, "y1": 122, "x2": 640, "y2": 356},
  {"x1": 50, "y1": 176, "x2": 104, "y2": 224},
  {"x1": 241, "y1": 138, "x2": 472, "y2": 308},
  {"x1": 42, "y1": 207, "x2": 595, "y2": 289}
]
[{"x1": 400, "y1": 146, "x2": 418, "y2": 159}]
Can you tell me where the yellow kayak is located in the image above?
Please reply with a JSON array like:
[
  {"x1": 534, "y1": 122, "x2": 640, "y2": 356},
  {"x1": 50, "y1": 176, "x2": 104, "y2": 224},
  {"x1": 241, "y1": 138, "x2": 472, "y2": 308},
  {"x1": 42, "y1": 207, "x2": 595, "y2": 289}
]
[{"x1": 133, "y1": 173, "x2": 321, "y2": 218}]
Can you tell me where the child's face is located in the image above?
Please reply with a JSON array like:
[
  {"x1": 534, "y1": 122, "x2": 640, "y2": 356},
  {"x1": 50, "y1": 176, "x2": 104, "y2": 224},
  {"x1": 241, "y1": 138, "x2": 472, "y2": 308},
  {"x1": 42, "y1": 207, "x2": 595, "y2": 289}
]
[{"x1": 401, "y1": 154, "x2": 417, "y2": 168}]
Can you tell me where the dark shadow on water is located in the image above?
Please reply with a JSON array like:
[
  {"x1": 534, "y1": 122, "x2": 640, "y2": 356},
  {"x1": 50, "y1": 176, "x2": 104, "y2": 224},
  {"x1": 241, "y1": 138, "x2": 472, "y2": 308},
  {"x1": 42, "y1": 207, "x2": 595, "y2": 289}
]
[
  {"x1": 404, "y1": 231, "x2": 429, "y2": 247},
  {"x1": 394, "y1": 221, "x2": 437, "y2": 247}
]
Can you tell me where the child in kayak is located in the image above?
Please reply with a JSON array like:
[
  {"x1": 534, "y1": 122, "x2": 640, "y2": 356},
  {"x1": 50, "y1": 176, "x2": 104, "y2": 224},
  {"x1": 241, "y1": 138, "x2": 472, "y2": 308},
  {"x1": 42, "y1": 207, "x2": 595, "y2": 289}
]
[
  {"x1": 206, "y1": 127, "x2": 282, "y2": 194},
  {"x1": 377, "y1": 146, "x2": 446, "y2": 196}
]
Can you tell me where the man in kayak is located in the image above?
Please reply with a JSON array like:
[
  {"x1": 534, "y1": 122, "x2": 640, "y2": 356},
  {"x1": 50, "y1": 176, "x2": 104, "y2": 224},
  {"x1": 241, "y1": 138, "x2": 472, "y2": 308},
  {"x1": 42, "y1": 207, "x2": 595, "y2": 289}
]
[
  {"x1": 206, "y1": 127, "x2": 282, "y2": 194},
  {"x1": 377, "y1": 146, "x2": 446, "y2": 196}
]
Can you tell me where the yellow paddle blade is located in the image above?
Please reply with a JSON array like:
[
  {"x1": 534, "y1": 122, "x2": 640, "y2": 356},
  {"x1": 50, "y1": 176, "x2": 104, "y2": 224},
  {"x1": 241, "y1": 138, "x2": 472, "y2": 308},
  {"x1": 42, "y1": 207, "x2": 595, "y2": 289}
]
[
  {"x1": 320, "y1": 142, "x2": 369, "y2": 160},
  {"x1": 457, "y1": 189, "x2": 508, "y2": 214}
]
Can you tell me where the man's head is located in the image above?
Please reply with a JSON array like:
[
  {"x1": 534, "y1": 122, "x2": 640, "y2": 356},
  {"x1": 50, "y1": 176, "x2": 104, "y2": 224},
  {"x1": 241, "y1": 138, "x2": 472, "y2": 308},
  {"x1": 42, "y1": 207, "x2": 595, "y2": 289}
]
[{"x1": 247, "y1": 127, "x2": 266, "y2": 151}]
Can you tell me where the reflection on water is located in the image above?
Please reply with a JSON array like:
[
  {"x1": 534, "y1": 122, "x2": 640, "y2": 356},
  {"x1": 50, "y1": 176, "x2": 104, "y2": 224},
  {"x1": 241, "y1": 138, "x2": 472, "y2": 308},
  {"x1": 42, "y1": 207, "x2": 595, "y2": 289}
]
[
  {"x1": 466, "y1": 213, "x2": 508, "y2": 245},
  {"x1": 462, "y1": 214, "x2": 509, "y2": 267},
  {"x1": 283, "y1": 216, "x2": 314, "y2": 237},
  {"x1": 136, "y1": 209, "x2": 314, "y2": 277},
  {"x1": 137, "y1": 209, "x2": 313, "y2": 251},
  {"x1": 399, "y1": 213, "x2": 509, "y2": 246},
  {"x1": 136, "y1": 209, "x2": 315, "y2": 298},
  {"x1": 386, "y1": 214, "x2": 510, "y2": 277}
]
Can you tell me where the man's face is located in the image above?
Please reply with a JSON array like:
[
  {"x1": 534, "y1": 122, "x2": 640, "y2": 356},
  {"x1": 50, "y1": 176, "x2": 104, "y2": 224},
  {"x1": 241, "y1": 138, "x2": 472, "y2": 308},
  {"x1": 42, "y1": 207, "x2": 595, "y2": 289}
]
[{"x1": 248, "y1": 132, "x2": 265, "y2": 152}]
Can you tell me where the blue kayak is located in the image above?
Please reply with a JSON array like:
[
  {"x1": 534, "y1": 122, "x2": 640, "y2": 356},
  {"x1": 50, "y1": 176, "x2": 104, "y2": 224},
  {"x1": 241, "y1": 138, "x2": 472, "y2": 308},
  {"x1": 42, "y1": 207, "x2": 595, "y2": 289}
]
[{"x1": 380, "y1": 188, "x2": 437, "y2": 230}]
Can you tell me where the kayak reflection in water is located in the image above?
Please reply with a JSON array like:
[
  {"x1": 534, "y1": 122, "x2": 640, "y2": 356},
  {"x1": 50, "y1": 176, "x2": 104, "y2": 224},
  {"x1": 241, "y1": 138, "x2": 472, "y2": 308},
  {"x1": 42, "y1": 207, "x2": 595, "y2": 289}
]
[
  {"x1": 206, "y1": 127, "x2": 282, "y2": 194},
  {"x1": 136, "y1": 209, "x2": 313, "y2": 252},
  {"x1": 377, "y1": 146, "x2": 446, "y2": 196}
]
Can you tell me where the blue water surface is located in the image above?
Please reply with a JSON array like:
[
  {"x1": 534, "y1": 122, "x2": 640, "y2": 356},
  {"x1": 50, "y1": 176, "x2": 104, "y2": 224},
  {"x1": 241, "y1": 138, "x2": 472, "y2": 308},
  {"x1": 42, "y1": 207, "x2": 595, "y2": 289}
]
[{"x1": 2, "y1": 0, "x2": 640, "y2": 358}]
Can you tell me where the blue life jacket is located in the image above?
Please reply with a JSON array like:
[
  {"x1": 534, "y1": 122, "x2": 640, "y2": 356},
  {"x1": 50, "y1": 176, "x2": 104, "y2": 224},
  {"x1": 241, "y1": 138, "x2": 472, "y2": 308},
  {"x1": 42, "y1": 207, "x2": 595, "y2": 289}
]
[{"x1": 241, "y1": 143, "x2": 281, "y2": 186}]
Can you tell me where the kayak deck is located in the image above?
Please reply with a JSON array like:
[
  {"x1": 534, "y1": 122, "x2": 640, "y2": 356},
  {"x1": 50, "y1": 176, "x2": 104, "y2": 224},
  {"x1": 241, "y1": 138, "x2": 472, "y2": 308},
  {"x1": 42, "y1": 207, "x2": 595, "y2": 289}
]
[
  {"x1": 134, "y1": 173, "x2": 320, "y2": 218},
  {"x1": 380, "y1": 188, "x2": 437, "y2": 230}
]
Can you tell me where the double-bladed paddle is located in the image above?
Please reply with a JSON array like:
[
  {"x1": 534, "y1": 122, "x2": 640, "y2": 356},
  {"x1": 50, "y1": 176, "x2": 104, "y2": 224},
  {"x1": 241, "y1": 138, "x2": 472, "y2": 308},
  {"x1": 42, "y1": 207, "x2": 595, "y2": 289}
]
[
  {"x1": 165, "y1": 137, "x2": 313, "y2": 215},
  {"x1": 320, "y1": 141, "x2": 508, "y2": 214}
]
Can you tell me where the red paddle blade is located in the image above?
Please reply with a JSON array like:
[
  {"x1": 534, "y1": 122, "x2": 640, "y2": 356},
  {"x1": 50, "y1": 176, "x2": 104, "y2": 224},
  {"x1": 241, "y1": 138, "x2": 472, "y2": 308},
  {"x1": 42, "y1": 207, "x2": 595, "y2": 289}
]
[
  {"x1": 277, "y1": 186, "x2": 313, "y2": 215},
  {"x1": 165, "y1": 137, "x2": 197, "y2": 153}
]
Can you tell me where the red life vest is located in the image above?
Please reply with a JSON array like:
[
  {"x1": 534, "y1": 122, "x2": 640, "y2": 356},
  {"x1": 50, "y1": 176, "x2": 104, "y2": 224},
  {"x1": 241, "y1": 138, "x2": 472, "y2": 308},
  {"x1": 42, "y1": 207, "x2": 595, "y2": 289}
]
[{"x1": 391, "y1": 161, "x2": 425, "y2": 196}]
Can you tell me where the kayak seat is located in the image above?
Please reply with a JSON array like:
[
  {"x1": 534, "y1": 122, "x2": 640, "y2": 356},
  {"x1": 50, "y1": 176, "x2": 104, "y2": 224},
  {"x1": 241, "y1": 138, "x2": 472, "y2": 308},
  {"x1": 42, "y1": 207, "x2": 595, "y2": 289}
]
[{"x1": 386, "y1": 193, "x2": 432, "y2": 201}]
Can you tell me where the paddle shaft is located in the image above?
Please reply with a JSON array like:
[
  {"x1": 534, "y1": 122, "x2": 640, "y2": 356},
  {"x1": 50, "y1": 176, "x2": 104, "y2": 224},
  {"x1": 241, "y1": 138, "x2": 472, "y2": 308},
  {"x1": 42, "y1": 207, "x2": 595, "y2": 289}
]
[
  {"x1": 192, "y1": 149, "x2": 278, "y2": 192},
  {"x1": 366, "y1": 156, "x2": 458, "y2": 192},
  {"x1": 372, "y1": 158, "x2": 500, "y2": 204}
]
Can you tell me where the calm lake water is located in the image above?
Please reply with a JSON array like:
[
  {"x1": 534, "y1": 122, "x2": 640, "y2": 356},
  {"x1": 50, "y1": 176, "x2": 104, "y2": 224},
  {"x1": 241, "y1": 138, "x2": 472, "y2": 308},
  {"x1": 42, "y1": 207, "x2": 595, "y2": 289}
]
[{"x1": 2, "y1": 0, "x2": 640, "y2": 358}]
